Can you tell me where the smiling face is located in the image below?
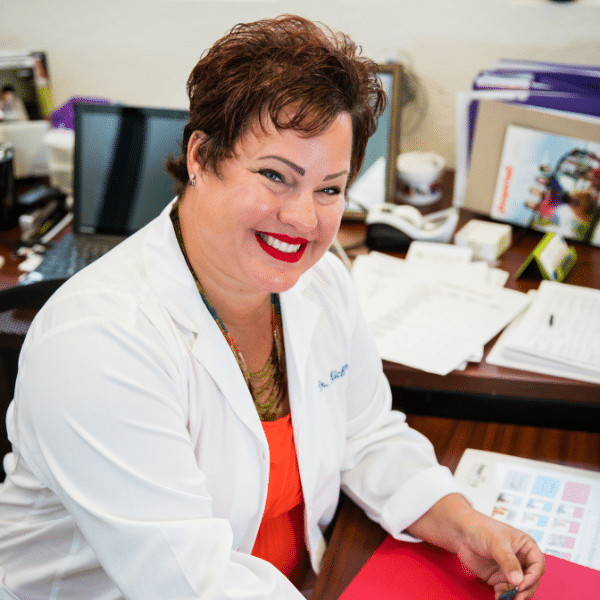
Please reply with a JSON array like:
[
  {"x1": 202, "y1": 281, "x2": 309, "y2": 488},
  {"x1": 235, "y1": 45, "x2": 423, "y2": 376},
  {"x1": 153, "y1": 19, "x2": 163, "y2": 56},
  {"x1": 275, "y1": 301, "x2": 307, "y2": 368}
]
[{"x1": 179, "y1": 112, "x2": 352, "y2": 299}]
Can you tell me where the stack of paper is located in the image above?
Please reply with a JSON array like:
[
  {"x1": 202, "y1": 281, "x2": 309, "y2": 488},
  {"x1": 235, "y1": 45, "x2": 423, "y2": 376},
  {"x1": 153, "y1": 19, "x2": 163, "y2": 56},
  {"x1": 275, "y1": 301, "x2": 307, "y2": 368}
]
[
  {"x1": 487, "y1": 280, "x2": 600, "y2": 384},
  {"x1": 352, "y1": 243, "x2": 530, "y2": 375}
]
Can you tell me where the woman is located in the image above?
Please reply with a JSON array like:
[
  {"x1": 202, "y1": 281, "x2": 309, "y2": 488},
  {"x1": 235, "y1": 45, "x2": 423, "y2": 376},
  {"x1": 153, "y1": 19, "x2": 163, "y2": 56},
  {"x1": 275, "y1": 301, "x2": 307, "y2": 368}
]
[{"x1": 0, "y1": 15, "x2": 543, "y2": 600}]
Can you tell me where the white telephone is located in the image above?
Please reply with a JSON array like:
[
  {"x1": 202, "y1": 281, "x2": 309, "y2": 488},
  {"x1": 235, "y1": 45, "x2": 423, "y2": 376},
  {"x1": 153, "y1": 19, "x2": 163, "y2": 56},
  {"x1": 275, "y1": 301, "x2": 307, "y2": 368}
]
[{"x1": 365, "y1": 203, "x2": 459, "y2": 251}]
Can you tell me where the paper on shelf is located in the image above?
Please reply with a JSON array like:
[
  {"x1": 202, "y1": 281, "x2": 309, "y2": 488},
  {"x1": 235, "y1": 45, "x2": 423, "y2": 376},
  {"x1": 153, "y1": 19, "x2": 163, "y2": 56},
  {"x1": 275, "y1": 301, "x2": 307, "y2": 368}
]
[{"x1": 454, "y1": 89, "x2": 531, "y2": 207}]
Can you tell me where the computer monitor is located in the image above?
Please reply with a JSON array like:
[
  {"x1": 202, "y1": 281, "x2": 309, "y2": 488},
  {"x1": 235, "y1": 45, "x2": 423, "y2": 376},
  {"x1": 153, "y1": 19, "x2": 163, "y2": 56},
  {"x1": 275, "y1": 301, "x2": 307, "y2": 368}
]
[{"x1": 73, "y1": 103, "x2": 188, "y2": 236}]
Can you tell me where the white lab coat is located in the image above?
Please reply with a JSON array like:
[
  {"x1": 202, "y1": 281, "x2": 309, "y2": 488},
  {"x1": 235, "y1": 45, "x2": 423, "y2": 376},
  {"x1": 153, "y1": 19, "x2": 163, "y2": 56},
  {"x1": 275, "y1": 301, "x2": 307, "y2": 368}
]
[{"x1": 0, "y1": 201, "x2": 462, "y2": 599}]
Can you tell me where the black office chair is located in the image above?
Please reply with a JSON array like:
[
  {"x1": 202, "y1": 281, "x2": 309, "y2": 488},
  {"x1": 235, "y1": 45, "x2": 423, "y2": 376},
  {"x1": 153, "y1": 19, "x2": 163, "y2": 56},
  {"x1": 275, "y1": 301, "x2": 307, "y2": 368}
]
[
  {"x1": 0, "y1": 278, "x2": 68, "y2": 313},
  {"x1": 0, "y1": 278, "x2": 68, "y2": 477}
]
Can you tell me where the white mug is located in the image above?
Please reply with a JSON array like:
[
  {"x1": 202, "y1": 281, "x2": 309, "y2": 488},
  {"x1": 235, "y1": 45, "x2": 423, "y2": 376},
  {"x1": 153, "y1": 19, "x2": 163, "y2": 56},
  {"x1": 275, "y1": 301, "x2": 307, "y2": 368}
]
[{"x1": 396, "y1": 151, "x2": 445, "y2": 206}]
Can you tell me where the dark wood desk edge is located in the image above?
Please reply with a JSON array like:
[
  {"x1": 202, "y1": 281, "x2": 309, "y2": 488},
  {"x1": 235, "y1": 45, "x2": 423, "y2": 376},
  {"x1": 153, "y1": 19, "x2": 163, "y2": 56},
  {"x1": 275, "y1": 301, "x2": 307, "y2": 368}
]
[{"x1": 383, "y1": 359, "x2": 600, "y2": 403}]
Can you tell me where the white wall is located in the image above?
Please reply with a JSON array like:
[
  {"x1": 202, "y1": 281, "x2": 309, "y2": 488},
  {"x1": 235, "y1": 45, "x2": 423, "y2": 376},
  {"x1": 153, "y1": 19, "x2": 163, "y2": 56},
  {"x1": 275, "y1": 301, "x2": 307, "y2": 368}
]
[{"x1": 2, "y1": 0, "x2": 599, "y2": 166}]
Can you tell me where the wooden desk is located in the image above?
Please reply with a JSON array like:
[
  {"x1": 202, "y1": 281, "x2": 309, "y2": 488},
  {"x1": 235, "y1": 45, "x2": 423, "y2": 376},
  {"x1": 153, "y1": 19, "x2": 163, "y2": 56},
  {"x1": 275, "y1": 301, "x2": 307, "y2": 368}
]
[
  {"x1": 311, "y1": 414, "x2": 600, "y2": 600},
  {"x1": 339, "y1": 172, "x2": 600, "y2": 432}
]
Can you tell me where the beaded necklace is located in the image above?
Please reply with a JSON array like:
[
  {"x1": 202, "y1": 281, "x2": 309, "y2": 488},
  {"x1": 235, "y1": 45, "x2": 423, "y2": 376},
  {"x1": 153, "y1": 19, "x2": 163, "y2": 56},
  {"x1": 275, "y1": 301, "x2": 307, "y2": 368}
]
[{"x1": 170, "y1": 203, "x2": 287, "y2": 421}]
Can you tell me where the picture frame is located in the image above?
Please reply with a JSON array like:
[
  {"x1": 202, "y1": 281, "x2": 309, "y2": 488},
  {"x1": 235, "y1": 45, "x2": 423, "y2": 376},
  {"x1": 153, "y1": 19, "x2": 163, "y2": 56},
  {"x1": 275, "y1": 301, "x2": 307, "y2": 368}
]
[
  {"x1": 343, "y1": 62, "x2": 403, "y2": 221},
  {"x1": 0, "y1": 50, "x2": 52, "y2": 120}
]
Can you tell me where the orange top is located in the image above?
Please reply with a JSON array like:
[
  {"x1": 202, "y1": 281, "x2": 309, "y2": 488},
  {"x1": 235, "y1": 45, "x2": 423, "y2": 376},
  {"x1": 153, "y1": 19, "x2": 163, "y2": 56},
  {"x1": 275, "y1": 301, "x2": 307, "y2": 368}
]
[{"x1": 251, "y1": 413, "x2": 309, "y2": 588}]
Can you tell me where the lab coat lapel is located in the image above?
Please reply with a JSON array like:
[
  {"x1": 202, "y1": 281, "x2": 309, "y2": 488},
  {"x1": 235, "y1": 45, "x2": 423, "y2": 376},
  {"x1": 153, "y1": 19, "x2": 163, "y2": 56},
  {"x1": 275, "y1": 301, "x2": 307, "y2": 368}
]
[
  {"x1": 143, "y1": 200, "x2": 206, "y2": 333},
  {"x1": 145, "y1": 204, "x2": 265, "y2": 440},
  {"x1": 280, "y1": 279, "x2": 323, "y2": 501},
  {"x1": 280, "y1": 280, "x2": 321, "y2": 418},
  {"x1": 192, "y1": 316, "x2": 266, "y2": 442},
  {"x1": 191, "y1": 271, "x2": 323, "y2": 443},
  {"x1": 193, "y1": 280, "x2": 323, "y2": 443}
]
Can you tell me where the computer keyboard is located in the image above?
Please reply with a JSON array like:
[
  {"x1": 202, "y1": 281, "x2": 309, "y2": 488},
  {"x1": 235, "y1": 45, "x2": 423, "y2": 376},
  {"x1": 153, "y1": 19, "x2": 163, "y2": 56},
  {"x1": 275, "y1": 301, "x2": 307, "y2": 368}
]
[{"x1": 25, "y1": 234, "x2": 118, "y2": 282}]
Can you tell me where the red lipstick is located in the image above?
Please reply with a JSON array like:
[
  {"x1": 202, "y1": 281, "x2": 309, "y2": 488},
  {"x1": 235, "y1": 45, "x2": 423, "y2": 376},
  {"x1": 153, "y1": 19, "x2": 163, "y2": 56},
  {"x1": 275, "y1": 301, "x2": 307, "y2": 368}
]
[{"x1": 255, "y1": 231, "x2": 308, "y2": 263}]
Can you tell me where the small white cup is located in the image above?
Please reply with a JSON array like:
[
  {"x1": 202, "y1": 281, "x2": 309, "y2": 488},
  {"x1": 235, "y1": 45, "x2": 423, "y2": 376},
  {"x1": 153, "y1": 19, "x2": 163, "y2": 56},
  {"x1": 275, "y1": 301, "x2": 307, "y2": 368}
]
[{"x1": 396, "y1": 151, "x2": 445, "y2": 206}]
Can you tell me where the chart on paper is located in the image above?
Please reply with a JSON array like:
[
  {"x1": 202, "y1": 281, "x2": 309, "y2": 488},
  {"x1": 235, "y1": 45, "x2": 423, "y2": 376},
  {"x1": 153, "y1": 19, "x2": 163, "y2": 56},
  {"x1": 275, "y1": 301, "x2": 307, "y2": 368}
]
[{"x1": 455, "y1": 449, "x2": 600, "y2": 570}]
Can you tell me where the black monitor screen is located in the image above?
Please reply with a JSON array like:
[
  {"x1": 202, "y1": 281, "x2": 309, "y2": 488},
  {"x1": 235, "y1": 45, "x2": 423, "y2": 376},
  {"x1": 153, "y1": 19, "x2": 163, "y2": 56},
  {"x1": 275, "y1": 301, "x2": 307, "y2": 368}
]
[{"x1": 73, "y1": 103, "x2": 188, "y2": 236}]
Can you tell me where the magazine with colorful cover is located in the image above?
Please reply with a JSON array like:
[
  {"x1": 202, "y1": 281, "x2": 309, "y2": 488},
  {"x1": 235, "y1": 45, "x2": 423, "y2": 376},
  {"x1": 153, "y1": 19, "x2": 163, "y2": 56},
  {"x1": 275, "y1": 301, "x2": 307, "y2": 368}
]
[{"x1": 490, "y1": 124, "x2": 600, "y2": 245}]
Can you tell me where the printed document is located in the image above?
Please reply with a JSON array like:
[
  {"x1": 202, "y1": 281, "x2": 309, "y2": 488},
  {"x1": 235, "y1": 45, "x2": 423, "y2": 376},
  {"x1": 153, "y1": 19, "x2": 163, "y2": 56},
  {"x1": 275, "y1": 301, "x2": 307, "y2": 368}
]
[
  {"x1": 487, "y1": 280, "x2": 600, "y2": 383},
  {"x1": 352, "y1": 251, "x2": 529, "y2": 375},
  {"x1": 455, "y1": 449, "x2": 600, "y2": 571}
]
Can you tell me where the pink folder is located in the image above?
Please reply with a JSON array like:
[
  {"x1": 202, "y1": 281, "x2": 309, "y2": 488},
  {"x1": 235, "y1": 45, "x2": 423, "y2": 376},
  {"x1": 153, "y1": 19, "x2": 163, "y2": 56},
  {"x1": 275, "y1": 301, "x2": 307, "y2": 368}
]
[{"x1": 339, "y1": 535, "x2": 599, "y2": 600}]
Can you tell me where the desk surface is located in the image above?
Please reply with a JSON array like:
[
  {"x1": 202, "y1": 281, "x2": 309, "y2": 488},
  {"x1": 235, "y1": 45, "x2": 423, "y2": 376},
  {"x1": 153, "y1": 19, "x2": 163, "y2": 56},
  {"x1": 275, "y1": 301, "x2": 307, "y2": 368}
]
[
  {"x1": 338, "y1": 171, "x2": 600, "y2": 429},
  {"x1": 311, "y1": 414, "x2": 600, "y2": 600},
  {"x1": 380, "y1": 220, "x2": 600, "y2": 403}
]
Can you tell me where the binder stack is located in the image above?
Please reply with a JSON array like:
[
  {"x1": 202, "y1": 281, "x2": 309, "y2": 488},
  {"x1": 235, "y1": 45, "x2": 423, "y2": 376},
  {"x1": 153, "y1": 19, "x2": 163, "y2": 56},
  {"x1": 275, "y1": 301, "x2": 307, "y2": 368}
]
[{"x1": 455, "y1": 59, "x2": 600, "y2": 247}]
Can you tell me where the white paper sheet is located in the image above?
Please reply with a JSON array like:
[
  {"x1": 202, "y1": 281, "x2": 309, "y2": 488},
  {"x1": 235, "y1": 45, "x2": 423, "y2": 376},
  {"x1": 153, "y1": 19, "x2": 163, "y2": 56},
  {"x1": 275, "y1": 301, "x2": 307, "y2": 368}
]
[
  {"x1": 352, "y1": 251, "x2": 530, "y2": 375},
  {"x1": 487, "y1": 281, "x2": 600, "y2": 383},
  {"x1": 455, "y1": 449, "x2": 600, "y2": 570}
]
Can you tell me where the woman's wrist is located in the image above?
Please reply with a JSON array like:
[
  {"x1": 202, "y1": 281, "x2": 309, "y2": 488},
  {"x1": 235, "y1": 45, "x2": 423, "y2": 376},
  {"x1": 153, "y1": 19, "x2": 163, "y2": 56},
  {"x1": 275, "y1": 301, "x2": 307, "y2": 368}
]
[{"x1": 405, "y1": 492, "x2": 475, "y2": 553}]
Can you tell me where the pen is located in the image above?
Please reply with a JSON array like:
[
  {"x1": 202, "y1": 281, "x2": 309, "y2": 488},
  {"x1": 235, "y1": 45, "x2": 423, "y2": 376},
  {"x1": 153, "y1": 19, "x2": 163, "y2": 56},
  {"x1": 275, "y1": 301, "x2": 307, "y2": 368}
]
[
  {"x1": 549, "y1": 314, "x2": 554, "y2": 327},
  {"x1": 498, "y1": 587, "x2": 519, "y2": 600}
]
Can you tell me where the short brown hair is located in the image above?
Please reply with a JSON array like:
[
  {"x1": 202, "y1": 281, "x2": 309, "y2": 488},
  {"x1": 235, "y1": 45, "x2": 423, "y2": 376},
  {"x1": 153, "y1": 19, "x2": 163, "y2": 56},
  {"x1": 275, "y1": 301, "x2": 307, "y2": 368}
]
[{"x1": 165, "y1": 14, "x2": 386, "y2": 197}]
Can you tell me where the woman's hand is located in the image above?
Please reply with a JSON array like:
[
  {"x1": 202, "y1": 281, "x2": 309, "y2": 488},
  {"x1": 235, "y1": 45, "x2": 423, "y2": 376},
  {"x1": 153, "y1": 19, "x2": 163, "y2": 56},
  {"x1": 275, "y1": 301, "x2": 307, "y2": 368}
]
[{"x1": 406, "y1": 493, "x2": 545, "y2": 600}]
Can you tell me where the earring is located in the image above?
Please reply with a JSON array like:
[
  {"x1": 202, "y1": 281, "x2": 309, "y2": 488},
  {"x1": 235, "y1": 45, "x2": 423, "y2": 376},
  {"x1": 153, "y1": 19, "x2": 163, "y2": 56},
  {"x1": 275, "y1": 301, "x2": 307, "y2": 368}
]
[{"x1": 189, "y1": 174, "x2": 196, "y2": 188}]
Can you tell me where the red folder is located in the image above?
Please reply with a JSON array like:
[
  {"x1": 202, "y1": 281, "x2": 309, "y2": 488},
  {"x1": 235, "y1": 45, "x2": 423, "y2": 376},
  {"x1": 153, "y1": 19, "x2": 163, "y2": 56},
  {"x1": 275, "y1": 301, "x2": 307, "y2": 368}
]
[{"x1": 339, "y1": 535, "x2": 599, "y2": 600}]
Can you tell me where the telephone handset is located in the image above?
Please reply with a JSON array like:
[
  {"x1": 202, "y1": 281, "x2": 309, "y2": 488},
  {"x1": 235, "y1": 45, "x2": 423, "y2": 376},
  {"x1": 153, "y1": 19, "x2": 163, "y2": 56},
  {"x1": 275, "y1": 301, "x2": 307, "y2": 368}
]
[
  {"x1": 388, "y1": 205, "x2": 425, "y2": 228},
  {"x1": 365, "y1": 203, "x2": 459, "y2": 251}
]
